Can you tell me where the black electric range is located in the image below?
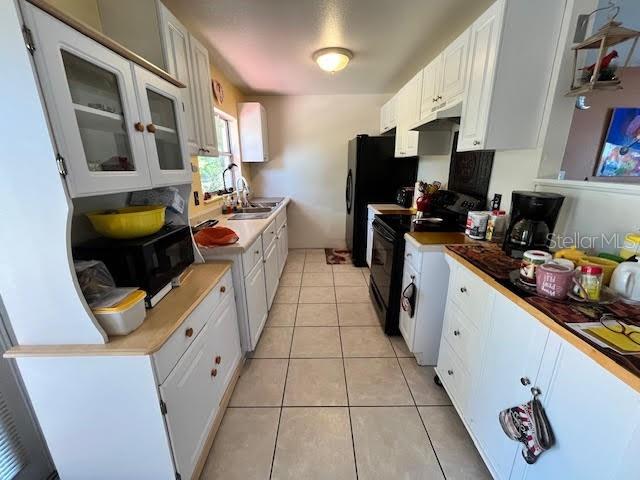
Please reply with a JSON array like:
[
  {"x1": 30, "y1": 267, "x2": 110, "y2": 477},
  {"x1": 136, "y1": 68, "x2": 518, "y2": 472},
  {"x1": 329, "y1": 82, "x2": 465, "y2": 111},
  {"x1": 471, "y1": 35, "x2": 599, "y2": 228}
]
[{"x1": 369, "y1": 191, "x2": 483, "y2": 335}]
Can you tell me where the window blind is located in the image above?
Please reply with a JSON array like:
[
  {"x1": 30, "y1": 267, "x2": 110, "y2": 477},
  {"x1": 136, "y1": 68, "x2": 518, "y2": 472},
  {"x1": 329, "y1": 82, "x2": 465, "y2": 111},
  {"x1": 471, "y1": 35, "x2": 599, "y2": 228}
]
[{"x1": 0, "y1": 389, "x2": 27, "y2": 480}]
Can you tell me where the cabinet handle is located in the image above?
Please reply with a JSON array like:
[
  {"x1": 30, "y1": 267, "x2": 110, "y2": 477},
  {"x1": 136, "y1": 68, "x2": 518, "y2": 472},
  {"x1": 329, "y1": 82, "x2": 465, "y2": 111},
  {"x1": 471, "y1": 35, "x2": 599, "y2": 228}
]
[
  {"x1": 134, "y1": 122, "x2": 145, "y2": 132},
  {"x1": 473, "y1": 140, "x2": 481, "y2": 146},
  {"x1": 255, "y1": 250, "x2": 260, "y2": 254},
  {"x1": 447, "y1": 369, "x2": 454, "y2": 376},
  {"x1": 432, "y1": 97, "x2": 437, "y2": 103},
  {"x1": 215, "y1": 355, "x2": 222, "y2": 364},
  {"x1": 437, "y1": 95, "x2": 443, "y2": 100},
  {"x1": 406, "y1": 253, "x2": 412, "y2": 257},
  {"x1": 520, "y1": 377, "x2": 531, "y2": 386},
  {"x1": 220, "y1": 286, "x2": 226, "y2": 293},
  {"x1": 205, "y1": 149, "x2": 211, "y2": 154},
  {"x1": 210, "y1": 368, "x2": 218, "y2": 378},
  {"x1": 185, "y1": 327, "x2": 194, "y2": 338},
  {"x1": 146, "y1": 123, "x2": 157, "y2": 134},
  {"x1": 460, "y1": 287, "x2": 467, "y2": 293},
  {"x1": 453, "y1": 329, "x2": 460, "y2": 336}
]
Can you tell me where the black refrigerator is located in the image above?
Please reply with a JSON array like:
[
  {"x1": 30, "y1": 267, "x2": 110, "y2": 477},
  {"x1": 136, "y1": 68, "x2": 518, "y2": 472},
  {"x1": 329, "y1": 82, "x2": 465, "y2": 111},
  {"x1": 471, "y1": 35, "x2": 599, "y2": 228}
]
[{"x1": 345, "y1": 135, "x2": 418, "y2": 267}]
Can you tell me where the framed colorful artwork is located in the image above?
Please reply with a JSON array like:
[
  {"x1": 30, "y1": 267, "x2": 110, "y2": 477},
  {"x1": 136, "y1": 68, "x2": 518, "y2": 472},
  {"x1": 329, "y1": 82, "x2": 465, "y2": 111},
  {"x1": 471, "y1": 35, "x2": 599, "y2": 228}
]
[{"x1": 595, "y1": 107, "x2": 640, "y2": 177}]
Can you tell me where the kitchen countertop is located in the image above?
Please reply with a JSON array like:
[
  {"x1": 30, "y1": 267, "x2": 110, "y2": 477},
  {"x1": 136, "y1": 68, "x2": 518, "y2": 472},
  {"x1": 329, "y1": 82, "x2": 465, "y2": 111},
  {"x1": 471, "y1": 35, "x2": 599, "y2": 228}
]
[
  {"x1": 194, "y1": 197, "x2": 291, "y2": 254},
  {"x1": 445, "y1": 245, "x2": 640, "y2": 393},
  {"x1": 405, "y1": 232, "x2": 476, "y2": 251},
  {"x1": 367, "y1": 203, "x2": 416, "y2": 215},
  {"x1": 4, "y1": 262, "x2": 232, "y2": 358}
]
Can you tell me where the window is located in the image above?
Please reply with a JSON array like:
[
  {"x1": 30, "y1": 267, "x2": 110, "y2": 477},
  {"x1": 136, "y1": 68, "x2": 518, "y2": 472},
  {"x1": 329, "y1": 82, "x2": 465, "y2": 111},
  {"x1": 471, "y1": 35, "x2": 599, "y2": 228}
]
[{"x1": 198, "y1": 111, "x2": 235, "y2": 194}]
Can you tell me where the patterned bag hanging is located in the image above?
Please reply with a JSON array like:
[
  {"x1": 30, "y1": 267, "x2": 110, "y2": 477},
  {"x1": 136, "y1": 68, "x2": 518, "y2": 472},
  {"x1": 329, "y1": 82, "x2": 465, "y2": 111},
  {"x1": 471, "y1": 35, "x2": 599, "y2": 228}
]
[{"x1": 498, "y1": 388, "x2": 555, "y2": 464}]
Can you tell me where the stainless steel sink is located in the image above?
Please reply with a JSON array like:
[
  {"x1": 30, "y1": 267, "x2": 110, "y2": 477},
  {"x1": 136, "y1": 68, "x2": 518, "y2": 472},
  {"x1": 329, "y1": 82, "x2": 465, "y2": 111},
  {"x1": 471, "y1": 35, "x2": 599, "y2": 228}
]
[
  {"x1": 234, "y1": 207, "x2": 273, "y2": 213},
  {"x1": 228, "y1": 212, "x2": 272, "y2": 220},
  {"x1": 250, "y1": 197, "x2": 285, "y2": 208}
]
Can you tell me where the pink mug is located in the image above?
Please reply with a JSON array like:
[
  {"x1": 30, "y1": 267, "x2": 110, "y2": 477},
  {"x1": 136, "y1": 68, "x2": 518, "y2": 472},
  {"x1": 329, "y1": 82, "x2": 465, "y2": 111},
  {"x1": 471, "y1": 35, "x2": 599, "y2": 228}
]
[{"x1": 536, "y1": 262, "x2": 577, "y2": 300}]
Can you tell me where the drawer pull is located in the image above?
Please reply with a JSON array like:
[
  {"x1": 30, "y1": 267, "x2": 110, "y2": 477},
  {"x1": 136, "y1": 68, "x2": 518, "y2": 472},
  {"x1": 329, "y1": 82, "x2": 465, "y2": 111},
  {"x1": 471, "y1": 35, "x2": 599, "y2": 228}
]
[
  {"x1": 406, "y1": 253, "x2": 412, "y2": 257},
  {"x1": 453, "y1": 330, "x2": 460, "y2": 336},
  {"x1": 520, "y1": 377, "x2": 531, "y2": 386},
  {"x1": 185, "y1": 327, "x2": 194, "y2": 338},
  {"x1": 447, "y1": 369, "x2": 454, "y2": 376},
  {"x1": 459, "y1": 287, "x2": 467, "y2": 293},
  {"x1": 211, "y1": 368, "x2": 218, "y2": 378},
  {"x1": 220, "y1": 286, "x2": 226, "y2": 293},
  {"x1": 215, "y1": 355, "x2": 222, "y2": 364}
]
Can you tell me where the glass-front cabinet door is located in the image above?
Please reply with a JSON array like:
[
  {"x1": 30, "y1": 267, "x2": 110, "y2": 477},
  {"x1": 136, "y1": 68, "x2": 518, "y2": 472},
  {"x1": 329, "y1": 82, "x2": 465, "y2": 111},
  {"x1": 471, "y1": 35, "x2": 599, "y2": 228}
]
[
  {"x1": 25, "y1": 4, "x2": 151, "y2": 197},
  {"x1": 134, "y1": 66, "x2": 191, "y2": 186}
]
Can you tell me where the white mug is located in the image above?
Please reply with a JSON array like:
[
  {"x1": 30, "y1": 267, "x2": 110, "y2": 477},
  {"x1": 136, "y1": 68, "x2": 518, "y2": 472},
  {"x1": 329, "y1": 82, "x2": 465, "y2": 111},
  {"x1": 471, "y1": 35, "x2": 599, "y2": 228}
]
[{"x1": 610, "y1": 262, "x2": 640, "y2": 303}]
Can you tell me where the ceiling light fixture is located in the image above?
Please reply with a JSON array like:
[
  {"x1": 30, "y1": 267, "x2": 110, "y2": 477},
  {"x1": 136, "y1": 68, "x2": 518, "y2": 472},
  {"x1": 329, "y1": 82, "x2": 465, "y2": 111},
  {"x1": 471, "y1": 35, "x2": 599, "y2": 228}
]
[{"x1": 313, "y1": 47, "x2": 353, "y2": 73}]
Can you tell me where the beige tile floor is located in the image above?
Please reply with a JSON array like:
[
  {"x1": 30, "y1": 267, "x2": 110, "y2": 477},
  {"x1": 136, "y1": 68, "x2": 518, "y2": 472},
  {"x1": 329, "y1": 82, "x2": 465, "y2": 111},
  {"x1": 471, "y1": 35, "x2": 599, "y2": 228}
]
[{"x1": 201, "y1": 249, "x2": 491, "y2": 480}]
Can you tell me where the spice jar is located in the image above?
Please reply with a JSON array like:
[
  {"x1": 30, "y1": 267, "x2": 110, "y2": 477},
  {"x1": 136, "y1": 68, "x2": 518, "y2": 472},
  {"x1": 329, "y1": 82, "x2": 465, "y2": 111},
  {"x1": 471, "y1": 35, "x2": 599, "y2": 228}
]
[{"x1": 576, "y1": 265, "x2": 604, "y2": 301}]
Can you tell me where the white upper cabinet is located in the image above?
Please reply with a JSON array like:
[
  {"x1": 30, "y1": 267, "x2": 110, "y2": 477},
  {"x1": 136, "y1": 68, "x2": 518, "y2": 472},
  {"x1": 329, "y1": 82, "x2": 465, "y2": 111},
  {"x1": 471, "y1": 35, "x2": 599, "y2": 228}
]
[
  {"x1": 458, "y1": 0, "x2": 565, "y2": 151},
  {"x1": 238, "y1": 102, "x2": 270, "y2": 162},
  {"x1": 25, "y1": 4, "x2": 158, "y2": 197},
  {"x1": 379, "y1": 96, "x2": 397, "y2": 134},
  {"x1": 190, "y1": 35, "x2": 218, "y2": 156},
  {"x1": 134, "y1": 66, "x2": 192, "y2": 186},
  {"x1": 419, "y1": 56, "x2": 442, "y2": 122},
  {"x1": 457, "y1": 2, "x2": 502, "y2": 151},
  {"x1": 395, "y1": 71, "x2": 422, "y2": 158},
  {"x1": 158, "y1": 5, "x2": 200, "y2": 156},
  {"x1": 440, "y1": 28, "x2": 470, "y2": 108}
]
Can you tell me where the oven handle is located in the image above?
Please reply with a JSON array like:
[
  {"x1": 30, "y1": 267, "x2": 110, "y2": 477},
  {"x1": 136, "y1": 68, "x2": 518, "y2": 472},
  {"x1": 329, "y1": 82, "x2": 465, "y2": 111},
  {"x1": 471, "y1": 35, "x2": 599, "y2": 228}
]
[{"x1": 373, "y1": 224, "x2": 395, "y2": 244}]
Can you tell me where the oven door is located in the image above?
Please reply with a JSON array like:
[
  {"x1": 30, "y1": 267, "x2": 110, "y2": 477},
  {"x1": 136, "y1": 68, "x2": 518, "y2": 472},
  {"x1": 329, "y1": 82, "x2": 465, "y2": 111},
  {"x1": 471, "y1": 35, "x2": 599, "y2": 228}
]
[{"x1": 370, "y1": 223, "x2": 396, "y2": 311}]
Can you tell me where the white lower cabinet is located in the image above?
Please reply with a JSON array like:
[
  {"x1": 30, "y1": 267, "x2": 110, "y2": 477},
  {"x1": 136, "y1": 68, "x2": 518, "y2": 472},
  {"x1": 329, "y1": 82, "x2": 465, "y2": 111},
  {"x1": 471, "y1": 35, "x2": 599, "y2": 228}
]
[
  {"x1": 470, "y1": 293, "x2": 550, "y2": 479},
  {"x1": 276, "y1": 222, "x2": 288, "y2": 275},
  {"x1": 14, "y1": 268, "x2": 242, "y2": 480},
  {"x1": 200, "y1": 205, "x2": 288, "y2": 352},
  {"x1": 438, "y1": 258, "x2": 640, "y2": 480},
  {"x1": 263, "y1": 241, "x2": 279, "y2": 309},
  {"x1": 366, "y1": 210, "x2": 375, "y2": 267},
  {"x1": 245, "y1": 260, "x2": 268, "y2": 348},
  {"x1": 513, "y1": 333, "x2": 640, "y2": 480}
]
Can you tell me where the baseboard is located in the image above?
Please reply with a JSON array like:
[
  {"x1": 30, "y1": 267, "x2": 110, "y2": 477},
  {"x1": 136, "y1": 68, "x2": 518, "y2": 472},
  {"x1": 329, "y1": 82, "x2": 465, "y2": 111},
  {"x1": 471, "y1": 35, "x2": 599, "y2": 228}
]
[{"x1": 191, "y1": 355, "x2": 245, "y2": 479}]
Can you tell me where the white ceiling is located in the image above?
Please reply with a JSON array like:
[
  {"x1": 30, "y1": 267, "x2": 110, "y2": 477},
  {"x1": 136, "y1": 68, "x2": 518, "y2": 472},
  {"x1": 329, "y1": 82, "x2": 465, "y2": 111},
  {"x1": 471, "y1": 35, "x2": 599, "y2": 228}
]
[{"x1": 162, "y1": 0, "x2": 493, "y2": 95}]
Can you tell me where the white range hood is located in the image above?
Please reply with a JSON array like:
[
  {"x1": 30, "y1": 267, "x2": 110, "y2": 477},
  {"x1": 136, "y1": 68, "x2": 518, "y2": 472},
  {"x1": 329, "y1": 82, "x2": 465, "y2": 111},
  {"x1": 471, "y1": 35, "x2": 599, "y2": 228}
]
[{"x1": 409, "y1": 100, "x2": 462, "y2": 132}]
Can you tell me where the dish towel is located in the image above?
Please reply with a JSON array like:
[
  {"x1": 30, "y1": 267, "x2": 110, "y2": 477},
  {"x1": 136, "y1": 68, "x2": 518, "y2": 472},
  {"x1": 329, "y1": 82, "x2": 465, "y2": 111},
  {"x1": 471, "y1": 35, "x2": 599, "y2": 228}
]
[{"x1": 498, "y1": 388, "x2": 555, "y2": 464}]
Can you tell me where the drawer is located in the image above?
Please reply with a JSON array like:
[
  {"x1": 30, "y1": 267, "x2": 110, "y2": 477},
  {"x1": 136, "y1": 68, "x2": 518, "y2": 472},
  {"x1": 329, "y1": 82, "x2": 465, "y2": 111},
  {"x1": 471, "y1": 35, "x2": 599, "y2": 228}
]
[
  {"x1": 442, "y1": 301, "x2": 479, "y2": 373},
  {"x1": 399, "y1": 261, "x2": 420, "y2": 351},
  {"x1": 242, "y1": 235, "x2": 264, "y2": 274},
  {"x1": 154, "y1": 270, "x2": 232, "y2": 384},
  {"x1": 262, "y1": 220, "x2": 277, "y2": 251},
  {"x1": 436, "y1": 339, "x2": 470, "y2": 415},
  {"x1": 450, "y1": 263, "x2": 491, "y2": 328},
  {"x1": 404, "y1": 239, "x2": 422, "y2": 272},
  {"x1": 275, "y1": 209, "x2": 287, "y2": 230}
]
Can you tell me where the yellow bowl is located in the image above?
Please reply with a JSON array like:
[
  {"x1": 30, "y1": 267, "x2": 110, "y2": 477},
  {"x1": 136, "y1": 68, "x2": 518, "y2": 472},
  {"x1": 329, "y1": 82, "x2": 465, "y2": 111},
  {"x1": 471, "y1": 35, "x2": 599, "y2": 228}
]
[
  {"x1": 87, "y1": 206, "x2": 166, "y2": 239},
  {"x1": 576, "y1": 256, "x2": 618, "y2": 286}
]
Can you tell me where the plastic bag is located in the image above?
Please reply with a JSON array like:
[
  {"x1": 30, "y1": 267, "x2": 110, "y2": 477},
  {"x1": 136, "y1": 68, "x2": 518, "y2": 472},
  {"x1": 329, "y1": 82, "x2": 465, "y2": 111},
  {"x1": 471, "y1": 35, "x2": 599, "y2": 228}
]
[{"x1": 74, "y1": 260, "x2": 137, "y2": 309}]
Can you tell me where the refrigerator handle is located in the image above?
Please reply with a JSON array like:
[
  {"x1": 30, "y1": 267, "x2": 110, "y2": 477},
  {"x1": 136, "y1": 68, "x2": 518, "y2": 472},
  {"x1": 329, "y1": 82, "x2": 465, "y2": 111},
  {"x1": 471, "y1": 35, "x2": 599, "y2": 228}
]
[{"x1": 346, "y1": 170, "x2": 353, "y2": 214}]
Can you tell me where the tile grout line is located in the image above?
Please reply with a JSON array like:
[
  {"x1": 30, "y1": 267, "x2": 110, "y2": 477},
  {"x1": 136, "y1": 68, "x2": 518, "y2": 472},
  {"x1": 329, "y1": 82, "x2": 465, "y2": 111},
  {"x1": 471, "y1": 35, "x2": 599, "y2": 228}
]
[
  {"x1": 395, "y1": 355, "x2": 448, "y2": 480},
  {"x1": 337, "y1": 312, "x2": 359, "y2": 480},
  {"x1": 267, "y1": 256, "x2": 300, "y2": 480},
  {"x1": 267, "y1": 282, "x2": 298, "y2": 480}
]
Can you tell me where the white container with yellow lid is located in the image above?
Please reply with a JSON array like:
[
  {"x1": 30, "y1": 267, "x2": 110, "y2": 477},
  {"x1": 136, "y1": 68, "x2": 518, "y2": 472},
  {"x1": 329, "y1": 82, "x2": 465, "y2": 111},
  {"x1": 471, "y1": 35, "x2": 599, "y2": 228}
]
[{"x1": 92, "y1": 290, "x2": 146, "y2": 336}]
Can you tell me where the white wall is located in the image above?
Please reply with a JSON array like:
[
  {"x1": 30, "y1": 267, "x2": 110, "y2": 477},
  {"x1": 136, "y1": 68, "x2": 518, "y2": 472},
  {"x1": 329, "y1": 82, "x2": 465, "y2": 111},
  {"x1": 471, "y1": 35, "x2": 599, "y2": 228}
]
[
  {"x1": 417, "y1": 154, "x2": 451, "y2": 187},
  {"x1": 248, "y1": 94, "x2": 387, "y2": 248}
]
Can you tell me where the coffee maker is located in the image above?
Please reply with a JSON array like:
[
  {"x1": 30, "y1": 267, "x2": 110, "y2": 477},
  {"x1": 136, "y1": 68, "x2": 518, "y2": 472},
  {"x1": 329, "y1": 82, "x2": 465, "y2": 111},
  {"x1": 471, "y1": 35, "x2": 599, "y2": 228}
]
[{"x1": 503, "y1": 191, "x2": 565, "y2": 257}]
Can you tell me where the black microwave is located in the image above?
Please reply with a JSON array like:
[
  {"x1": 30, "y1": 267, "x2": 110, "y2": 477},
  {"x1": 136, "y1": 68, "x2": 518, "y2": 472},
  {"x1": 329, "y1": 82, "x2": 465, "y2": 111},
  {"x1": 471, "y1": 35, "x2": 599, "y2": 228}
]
[{"x1": 73, "y1": 225, "x2": 194, "y2": 303}]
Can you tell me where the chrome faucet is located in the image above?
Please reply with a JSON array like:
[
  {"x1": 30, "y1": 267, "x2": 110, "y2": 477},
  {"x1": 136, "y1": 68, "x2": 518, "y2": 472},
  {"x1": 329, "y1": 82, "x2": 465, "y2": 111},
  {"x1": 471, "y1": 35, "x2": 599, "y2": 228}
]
[{"x1": 235, "y1": 175, "x2": 251, "y2": 207}]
